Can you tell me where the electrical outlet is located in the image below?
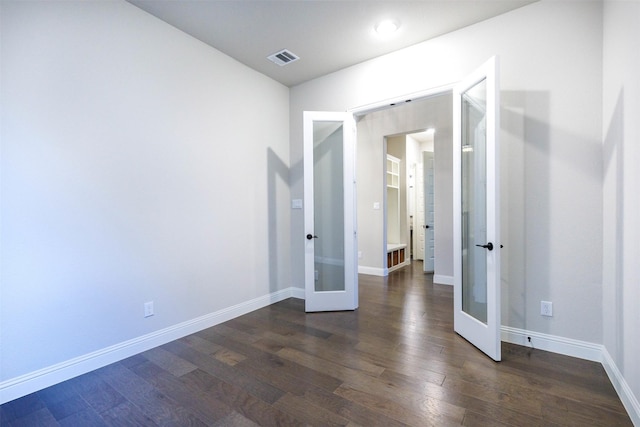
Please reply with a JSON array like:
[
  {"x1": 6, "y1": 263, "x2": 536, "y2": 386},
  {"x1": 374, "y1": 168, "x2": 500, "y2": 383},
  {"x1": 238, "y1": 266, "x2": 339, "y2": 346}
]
[
  {"x1": 358, "y1": 251, "x2": 363, "y2": 259},
  {"x1": 144, "y1": 301, "x2": 154, "y2": 318},
  {"x1": 541, "y1": 301, "x2": 553, "y2": 317}
]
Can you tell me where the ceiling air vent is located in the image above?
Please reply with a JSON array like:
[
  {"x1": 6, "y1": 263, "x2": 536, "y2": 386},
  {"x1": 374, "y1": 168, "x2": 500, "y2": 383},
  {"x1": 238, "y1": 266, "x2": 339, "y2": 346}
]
[{"x1": 267, "y1": 49, "x2": 300, "y2": 66}]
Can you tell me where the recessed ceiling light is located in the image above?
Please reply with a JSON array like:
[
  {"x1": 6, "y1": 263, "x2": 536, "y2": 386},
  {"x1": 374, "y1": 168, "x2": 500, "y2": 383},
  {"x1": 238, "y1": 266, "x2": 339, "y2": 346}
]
[{"x1": 375, "y1": 19, "x2": 400, "y2": 36}]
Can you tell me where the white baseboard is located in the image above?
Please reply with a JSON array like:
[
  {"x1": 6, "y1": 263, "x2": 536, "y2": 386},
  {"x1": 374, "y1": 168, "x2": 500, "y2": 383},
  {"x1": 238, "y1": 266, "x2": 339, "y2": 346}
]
[
  {"x1": 0, "y1": 287, "x2": 299, "y2": 405},
  {"x1": 501, "y1": 326, "x2": 638, "y2": 424},
  {"x1": 433, "y1": 274, "x2": 453, "y2": 285},
  {"x1": 290, "y1": 287, "x2": 305, "y2": 299},
  {"x1": 501, "y1": 326, "x2": 602, "y2": 361},
  {"x1": 358, "y1": 265, "x2": 386, "y2": 276},
  {"x1": 602, "y1": 347, "x2": 640, "y2": 426}
]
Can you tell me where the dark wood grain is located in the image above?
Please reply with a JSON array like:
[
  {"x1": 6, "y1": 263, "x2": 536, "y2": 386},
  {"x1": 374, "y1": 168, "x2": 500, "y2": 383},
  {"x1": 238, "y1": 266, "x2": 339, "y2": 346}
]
[{"x1": 1, "y1": 261, "x2": 632, "y2": 426}]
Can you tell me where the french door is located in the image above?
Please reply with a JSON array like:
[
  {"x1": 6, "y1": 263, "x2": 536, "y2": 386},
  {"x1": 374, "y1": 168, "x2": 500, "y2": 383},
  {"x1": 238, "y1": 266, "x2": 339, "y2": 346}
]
[
  {"x1": 453, "y1": 57, "x2": 501, "y2": 361},
  {"x1": 303, "y1": 111, "x2": 358, "y2": 312}
]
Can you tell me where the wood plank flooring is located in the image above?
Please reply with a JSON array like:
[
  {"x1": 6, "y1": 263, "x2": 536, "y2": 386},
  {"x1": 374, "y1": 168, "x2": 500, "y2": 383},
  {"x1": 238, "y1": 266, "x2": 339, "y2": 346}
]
[{"x1": 1, "y1": 262, "x2": 632, "y2": 426}]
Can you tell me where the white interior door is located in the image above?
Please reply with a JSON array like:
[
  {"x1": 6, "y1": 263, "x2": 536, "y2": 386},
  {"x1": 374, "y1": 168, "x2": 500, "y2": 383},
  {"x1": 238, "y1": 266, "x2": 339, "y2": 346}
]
[
  {"x1": 303, "y1": 111, "x2": 358, "y2": 312},
  {"x1": 453, "y1": 57, "x2": 501, "y2": 361},
  {"x1": 423, "y1": 151, "x2": 435, "y2": 272}
]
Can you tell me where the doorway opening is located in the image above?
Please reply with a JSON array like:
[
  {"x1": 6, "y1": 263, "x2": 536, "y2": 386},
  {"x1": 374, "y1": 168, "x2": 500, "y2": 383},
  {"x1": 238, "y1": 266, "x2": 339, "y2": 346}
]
[
  {"x1": 384, "y1": 129, "x2": 435, "y2": 273},
  {"x1": 353, "y1": 92, "x2": 453, "y2": 281}
]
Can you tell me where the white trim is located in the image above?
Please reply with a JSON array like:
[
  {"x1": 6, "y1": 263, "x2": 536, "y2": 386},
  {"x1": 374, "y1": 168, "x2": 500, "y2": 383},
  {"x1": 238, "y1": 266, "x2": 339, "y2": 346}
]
[
  {"x1": 602, "y1": 348, "x2": 640, "y2": 426},
  {"x1": 358, "y1": 265, "x2": 386, "y2": 276},
  {"x1": 349, "y1": 83, "x2": 456, "y2": 116},
  {"x1": 501, "y1": 326, "x2": 602, "y2": 362},
  {"x1": 290, "y1": 287, "x2": 305, "y2": 299},
  {"x1": 0, "y1": 287, "x2": 299, "y2": 405},
  {"x1": 433, "y1": 274, "x2": 454, "y2": 285}
]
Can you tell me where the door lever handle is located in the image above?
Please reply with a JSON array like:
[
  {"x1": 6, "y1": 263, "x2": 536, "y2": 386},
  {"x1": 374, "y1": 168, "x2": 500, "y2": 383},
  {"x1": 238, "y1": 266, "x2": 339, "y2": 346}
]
[
  {"x1": 306, "y1": 234, "x2": 318, "y2": 240},
  {"x1": 475, "y1": 242, "x2": 494, "y2": 251}
]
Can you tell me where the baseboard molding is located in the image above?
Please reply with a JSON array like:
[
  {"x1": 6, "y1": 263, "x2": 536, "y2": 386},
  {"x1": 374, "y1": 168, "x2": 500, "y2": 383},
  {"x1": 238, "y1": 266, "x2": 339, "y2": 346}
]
[
  {"x1": 601, "y1": 347, "x2": 640, "y2": 426},
  {"x1": 0, "y1": 287, "x2": 299, "y2": 405},
  {"x1": 433, "y1": 274, "x2": 453, "y2": 285},
  {"x1": 290, "y1": 287, "x2": 305, "y2": 299},
  {"x1": 358, "y1": 265, "x2": 386, "y2": 276},
  {"x1": 501, "y1": 326, "x2": 602, "y2": 361}
]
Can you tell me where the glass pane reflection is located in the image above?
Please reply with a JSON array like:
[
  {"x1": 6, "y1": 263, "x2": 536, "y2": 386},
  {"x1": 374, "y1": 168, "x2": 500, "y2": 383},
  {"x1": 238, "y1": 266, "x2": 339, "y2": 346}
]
[
  {"x1": 313, "y1": 121, "x2": 345, "y2": 292},
  {"x1": 461, "y1": 79, "x2": 488, "y2": 324}
]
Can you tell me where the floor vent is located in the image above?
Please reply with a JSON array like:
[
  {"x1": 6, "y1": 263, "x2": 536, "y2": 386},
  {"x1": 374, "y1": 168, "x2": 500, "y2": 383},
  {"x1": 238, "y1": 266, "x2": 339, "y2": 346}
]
[{"x1": 267, "y1": 49, "x2": 300, "y2": 66}]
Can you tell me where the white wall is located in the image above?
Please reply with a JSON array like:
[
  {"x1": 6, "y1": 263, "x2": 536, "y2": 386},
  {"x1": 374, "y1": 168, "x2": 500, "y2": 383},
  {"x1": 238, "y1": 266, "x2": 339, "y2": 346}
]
[
  {"x1": 290, "y1": 0, "x2": 603, "y2": 343},
  {"x1": 1, "y1": 0, "x2": 290, "y2": 388},
  {"x1": 602, "y1": 0, "x2": 640, "y2": 420}
]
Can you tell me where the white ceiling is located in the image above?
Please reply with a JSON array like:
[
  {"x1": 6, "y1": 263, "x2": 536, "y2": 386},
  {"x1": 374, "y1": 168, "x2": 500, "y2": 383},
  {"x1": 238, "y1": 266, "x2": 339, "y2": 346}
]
[
  {"x1": 409, "y1": 129, "x2": 435, "y2": 144},
  {"x1": 127, "y1": 0, "x2": 535, "y2": 87}
]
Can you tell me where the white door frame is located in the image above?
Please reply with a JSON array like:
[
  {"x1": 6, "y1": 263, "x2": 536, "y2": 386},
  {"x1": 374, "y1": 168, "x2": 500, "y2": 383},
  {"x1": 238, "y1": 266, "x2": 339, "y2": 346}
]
[{"x1": 350, "y1": 85, "x2": 455, "y2": 278}]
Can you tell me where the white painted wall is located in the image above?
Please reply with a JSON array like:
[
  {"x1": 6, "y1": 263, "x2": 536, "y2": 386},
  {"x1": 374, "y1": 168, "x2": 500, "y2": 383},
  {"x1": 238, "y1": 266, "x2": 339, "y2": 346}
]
[
  {"x1": 1, "y1": 0, "x2": 290, "y2": 384},
  {"x1": 602, "y1": 0, "x2": 640, "y2": 417},
  {"x1": 290, "y1": 0, "x2": 603, "y2": 344}
]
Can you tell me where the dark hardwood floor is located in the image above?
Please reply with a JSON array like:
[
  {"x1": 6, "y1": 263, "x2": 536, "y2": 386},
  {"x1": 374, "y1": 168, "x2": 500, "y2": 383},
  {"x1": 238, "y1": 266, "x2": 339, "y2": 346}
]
[{"x1": 1, "y1": 262, "x2": 632, "y2": 426}]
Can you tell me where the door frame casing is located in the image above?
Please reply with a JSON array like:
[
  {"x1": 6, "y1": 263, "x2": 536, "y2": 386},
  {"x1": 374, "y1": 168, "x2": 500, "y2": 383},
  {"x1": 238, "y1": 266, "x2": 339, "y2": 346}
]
[{"x1": 350, "y1": 85, "x2": 455, "y2": 278}]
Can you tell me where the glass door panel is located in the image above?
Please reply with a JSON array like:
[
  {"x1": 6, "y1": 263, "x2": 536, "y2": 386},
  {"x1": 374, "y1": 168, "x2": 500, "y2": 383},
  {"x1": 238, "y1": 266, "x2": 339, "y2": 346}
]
[
  {"x1": 313, "y1": 121, "x2": 345, "y2": 292},
  {"x1": 462, "y1": 79, "x2": 488, "y2": 323}
]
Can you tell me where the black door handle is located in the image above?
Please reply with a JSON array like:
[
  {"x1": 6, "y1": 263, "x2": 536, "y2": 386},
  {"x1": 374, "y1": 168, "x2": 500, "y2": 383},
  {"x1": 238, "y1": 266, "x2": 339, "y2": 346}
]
[
  {"x1": 306, "y1": 234, "x2": 318, "y2": 240},
  {"x1": 475, "y1": 242, "x2": 494, "y2": 251},
  {"x1": 424, "y1": 225, "x2": 430, "y2": 229}
]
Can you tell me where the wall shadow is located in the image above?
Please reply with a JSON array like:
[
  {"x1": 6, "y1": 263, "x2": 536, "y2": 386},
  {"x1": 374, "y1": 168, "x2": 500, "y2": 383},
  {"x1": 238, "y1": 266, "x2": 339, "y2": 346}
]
[
  {"x1": 501, "y1": 91, "x2": 550, "y2": 334},
  {"x1": 267, "y1": 148, "x2": 290, "y2": 293},
  {"x1": 502, "y1": 89, "x2": 604, "y2": 341},
  {"x1": 602, "y1": 89, "x2": 625, "y2": 361}
]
